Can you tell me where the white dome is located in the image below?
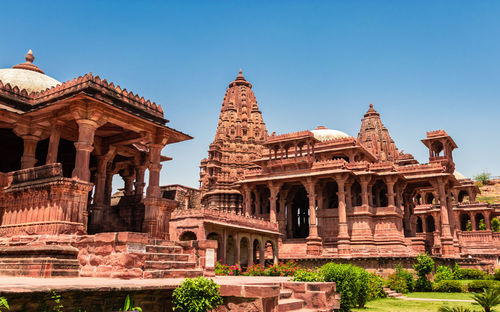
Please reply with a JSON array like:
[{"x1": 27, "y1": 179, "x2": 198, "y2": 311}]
[
  {"x1": 0, "y1": 68, "x2": 60, "y2": 93},
  {"x1": 453, "y1": 170, "x2": 467, "y2": 180},
  {"x1": 311, "y1": 126, "x2": 350, "y2": 141}
]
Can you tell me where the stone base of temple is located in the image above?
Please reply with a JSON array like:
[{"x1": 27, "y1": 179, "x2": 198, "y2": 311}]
[
  {"x1": 306, "y1": 236, "x2": 323, "y2": 256},
  {"x1": 0, "y1": 232, "x2": 216, "y2": 279}
]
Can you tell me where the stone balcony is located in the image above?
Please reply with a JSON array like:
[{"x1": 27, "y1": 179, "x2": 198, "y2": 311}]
[{"x1": 171, "y1": 208, "x2": 279, "y2": 233}]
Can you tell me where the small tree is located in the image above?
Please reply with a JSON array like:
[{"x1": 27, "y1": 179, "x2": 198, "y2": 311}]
[
  {"x1": 0, "y1": 297, "x2": 8, "y2": 312},
  {"x1": 472, "y1": 288, "x2": 500, "y2": 312},
  {"x1": 479, "y1": 219, "x2": 487, "y2": 231},
  {"x1": 173, "y1": 277, "x2": 223, "y2": 312},
  {"x1": 474, "y1": 172, "x2": 491, "y2": 185},
  {"x1": 491, "y1": 218, "x2": 500, "y2": 232},
  {"x1": 413, "y1": 253, "x2": 434, "y2": 291}
]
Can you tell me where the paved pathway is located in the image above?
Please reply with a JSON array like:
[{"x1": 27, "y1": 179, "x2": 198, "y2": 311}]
[{"x1": 399, "y1": 296, "x2": 474, "y2": 303}]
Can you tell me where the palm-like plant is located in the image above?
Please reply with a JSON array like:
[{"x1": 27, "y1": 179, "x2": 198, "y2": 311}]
[
  {"x1": 439, "y1": 306, "x2": 472, "y2": 312},
  {"x1": 472, "y1": 288, "x2": 500, "y2": 312}
]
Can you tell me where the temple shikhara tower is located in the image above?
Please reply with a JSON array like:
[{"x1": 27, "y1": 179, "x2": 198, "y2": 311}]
[{"x1": 199, "y1": 70, "x2": 268, "y2": 210}]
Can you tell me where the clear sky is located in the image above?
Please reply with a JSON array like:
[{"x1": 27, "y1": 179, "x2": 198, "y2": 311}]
[{"x1": 2, "y1": 1, "x2": 499, "y2": 188}]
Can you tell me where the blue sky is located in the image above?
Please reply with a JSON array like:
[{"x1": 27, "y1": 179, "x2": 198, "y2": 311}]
[{"x1": 1, "y1": 1, "x2": 499, "y2": 188}]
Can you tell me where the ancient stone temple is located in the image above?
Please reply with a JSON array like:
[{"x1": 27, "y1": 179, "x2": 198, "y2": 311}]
[
  {"x1": 234, "y1": 102, "x2": 500, "y2": 268},
  {"x1": 0, "y1": 50, "x2": 217, "y2": 278},
  {"x1": 171, "y1": 71, "x2": 279, "y2": 266},
  {"x1": 199, "y1": 70, "x2": 268, "y2": 210}
]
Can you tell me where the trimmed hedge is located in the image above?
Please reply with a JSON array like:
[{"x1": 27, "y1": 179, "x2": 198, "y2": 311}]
[
  {"x1": 467, "y1": 280, "x2": 500, "y2": 293},
  {"x1": 432, "y1": 280, "x2": 464, "y2": 293},
  {"x1": 460, "y1": 268, "x2": 487, "y2": 280},
  {"x1": 321, "y1": 263, "x2": 370, "y2": 312}
]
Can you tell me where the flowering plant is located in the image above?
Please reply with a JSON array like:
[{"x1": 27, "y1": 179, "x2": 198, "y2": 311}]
[{"x1": 215, "y1": 261, "x2": 242, "y2": 276}]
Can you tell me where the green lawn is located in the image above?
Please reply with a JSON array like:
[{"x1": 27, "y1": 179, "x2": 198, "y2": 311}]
[
  {"x1": 352, "y1": 298, "x2": 477, "y2": 312},
  {"x1": 405, "y1": 292, "x2": 474, "y2": 300}
]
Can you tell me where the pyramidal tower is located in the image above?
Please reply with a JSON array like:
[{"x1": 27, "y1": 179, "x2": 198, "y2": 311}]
[
  {"x1": 357, "y1": 103, "x2": 400, "y2": 161},
  {"x1": 200, "y1": 70, "x2": 268, "y2": 210}
]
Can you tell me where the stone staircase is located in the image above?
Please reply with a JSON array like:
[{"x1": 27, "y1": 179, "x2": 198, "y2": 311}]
[
  {"x1": 143, "y1": 239, "x2": 203, "y2": 278},
  {"x1": 383, "y1": 287, "x2": 404, "y2": 298},
  {"x1": 278, "y1": 282, "x2": 340, "y2": 311}
]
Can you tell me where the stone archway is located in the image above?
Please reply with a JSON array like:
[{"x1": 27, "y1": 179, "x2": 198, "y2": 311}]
[
  {"x1": 240, "y1": 237, "x2": 250, "y2": 267},
  {"x1": 460, "y1": 214, "x2": 471, "y2": 231},
  {"x1": 226, "y1": 235, "x2": 236, "y2": 265}
]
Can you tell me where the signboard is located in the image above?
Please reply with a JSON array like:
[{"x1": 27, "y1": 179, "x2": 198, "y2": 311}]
[
  {"x1": 126, "y1": 242, "x2": 146, "y2": 254},
  {"x1": 205, "y1": 248, "x2": 215, "y2": 268}
]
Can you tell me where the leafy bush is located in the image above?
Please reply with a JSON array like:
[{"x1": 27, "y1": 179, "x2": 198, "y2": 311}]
[
  {"x1": 414, "y1": 253, "x2": 434, "y2": 291},
  {"x1": 242, "y1": 263, "x2": 265, "y2": 276},
  {"x1": 291, "y1": 268, "x2": 324, "y2": 282},
  {"x1": 452, "y1": 263, "x2": 462, "y2": 280},
  {"x1": 474, "y1": 172, "x2": 491, "y2": 185},
  {"x1": 432, "y1": 280, "x2": 464, "y2": 293},
  {"x1": 435, "y1": 265, "x2": 455, "y2": 283},
  {"x1": 460, "y1": 268, "x2": 487, "y2": 280},
  {"x1": 479, "y1": 218, "x2": 487, "y2": 231},
  {"x1": 0, "y1": 297, "x2": 8, "y2": 312},
  {"x1": 215, "y1": 261, "x2": 242, "y2": 276},
  {"x1": 387, "y1": 264, "x2": 415, "y2": 294},
  {"x1": 172, "y1": 277, "x2": 223, "y2": 312},
  {"x1": 39, "y1": 290, "x2": 64, "y2": 312},
  {"x1": 492, "y1": 218, "x2": 500, "y2": 232},
  {"x1": 265, "y1": 260, "x2": 298, "y2": 276},
  {"x1": 120, "y1": 295, "x2": 142, "y2": 311},
  {"x1": 367, "y1": 273, "x2": 386, "y2": 300},
  {"x1": 321, "y1": 263, "x2": 370, "y2": 311},
  {"x1": 494, "y1": 269, "x2": 500, "y2": 281},
  {"x1": 467, "y1": 280, "x2": 500, "y2": 293}
]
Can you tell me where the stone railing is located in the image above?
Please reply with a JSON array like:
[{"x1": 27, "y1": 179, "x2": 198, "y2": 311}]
[
  {"x1": 459, "y1": 231, "x2": 493, "y2": 243},
  {"x1": 312, "y1": 158, "x2": 346, "y2": 170},
  {"x1": 0, "y1": 164, "x2": 92, "y2": 236},
  {"x1": 171, "y1": 208, "x2": 279, "y2": 232}
]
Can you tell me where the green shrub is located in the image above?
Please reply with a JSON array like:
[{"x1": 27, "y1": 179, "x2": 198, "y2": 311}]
[
  {"x1": 367, "y1": 272, "x2": 386, "y2": 300},
  {"x1": 172, "y1": 277, "x2": 223, "y2": 312},
  {"x1": 474, "y1": 172, "x2": 491, "y2": 185},
  {"x1": 0, "y1": 297, "x2": 8, "y2": 312},
  {"x1": 438, "y1": 306, "x2": 473, "y2": 312},
  {"x1": 479, "y1": 219, "x2": 487, "y2": 231},
  {"x1": 467, "y1": 280, "x2": 500, "y2": 293},
  {"x1": 460, "y1": 268, "x2": 487, "y2": 280},
  {"x1": 494, "y1": 269, "x2": 500, "y2": 281},
  {"x1": 432, "y1": 280, "x2": 464, "y2": 293},
  {"x1": 321, "y1": 263, "x2": 370, "y2": 311},
  {"x1": 387, "y1": 264, "x2": 415, "y2": 294},
  {"x1": 414, "y1": 253, "x2": 434, "y2": 291},
  {"x1": 452, "y1": 263, "x2": 462, "y2": 280},
  {"x1": 291, "y1": 268, "x2": 324, "y2": 282},
  {"x1": 492, "y1": 218, "x2": 500, "y2": 232},
  {"x1": 435, "y1": 265, "x2": 455, "y2": 283}
]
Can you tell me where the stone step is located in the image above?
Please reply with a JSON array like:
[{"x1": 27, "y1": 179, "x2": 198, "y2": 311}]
[
  {"x1": 280, "y1": 289, "x2": 293, "y2": 299},
  {"x1": 278, "y1": 298, "x2": 304, "y2": 312},
  {"x1": 145, "y1": 253, "x2": 189, "y2": 262},
  {"x1": 148, "y1": 238, "x2": 176, "y2": 246},
  {"x1": 143, "y1": 269, "x2": 203, "y2": 279},
  {"x1": 144, "y1": 260, "x2": 196, "y2": 270},
  {"x1": 145, "y1": 245, "x2": 182, "y2": 254}
]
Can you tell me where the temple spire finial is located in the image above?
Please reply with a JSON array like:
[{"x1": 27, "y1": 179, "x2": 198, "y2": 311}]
[{"x1": 25, "y1": 49, "x2": 34, "y2": 63}]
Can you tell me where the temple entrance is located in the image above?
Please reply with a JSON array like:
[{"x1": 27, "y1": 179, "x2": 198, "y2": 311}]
[{"x1": 291, "y1": 186, "x2": 309, "y2": 238}]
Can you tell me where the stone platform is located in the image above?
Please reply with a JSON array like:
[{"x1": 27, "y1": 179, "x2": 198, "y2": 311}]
[{"x1": 0, "y1": 276, "x2": 340, "y2": 311}]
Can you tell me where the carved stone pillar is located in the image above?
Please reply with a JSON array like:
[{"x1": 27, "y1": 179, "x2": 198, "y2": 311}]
[
  {"x1": 121, "y1": 168, "x2": 135, "y2": 196},
  {"x1": 268, "y1": 183, "x2": 280, "y2": 223},
  {"x1": 278, "y1": 189, "x2": 288, "y2": 235},
  {"x1": 385, "y1": 177, "x2": 396, "y2": 209},
  {"x1": 345, "y1": 182, "x2": 352, "y2": 210},
  {"x1": 20, "y1": 135, "x2": 40, "y2": 169},
  {"x1": 46, "y1": 122, "x2": 61, "y2": 164},
  {"x1": 435, "y1": 178, "x2": 454, "y2": 255},
  {"x1": 243, "y1": 185, "x2": 252, "y2": 216},
  {"x1": 89, "y1": 155, "x2": 109, "y2": 233},
  {"x1": 143, "y1": 144, "x2": 164, "y2": 236},
  {"x1": 360, "y1": 176, "x2": 370, "y2": 211},
  {"x1": 304, "y1": 178, "x2": 322, "y2": 255},
  {"x1": 470, "y1": 212, "x2": 476, "y2": 231},
  {"x1": 134, "y1": 165, "x2": 146, "y2": 196},
  {"x1": 335, "y1": 174, "x2": 350, "y2": 255},
  {"x1": 72, "y1": 119, "x2": 98, "y2": 181}
]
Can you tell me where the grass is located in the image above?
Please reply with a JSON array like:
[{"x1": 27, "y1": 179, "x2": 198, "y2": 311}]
[
  {"x1": 352, "y1": 298, "x2": 477, "y2": 312},
  {"x1": 405, "y1": 292, "x2": 473, "y2": 300}
]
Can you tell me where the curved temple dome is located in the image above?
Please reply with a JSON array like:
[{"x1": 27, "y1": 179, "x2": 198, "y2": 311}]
[
  {"x1": 0, "y1": 50, "x2": 60, "y2": 93},
  {"x1": 311, "y1": 126, "x2": 350, "y2": 142}
]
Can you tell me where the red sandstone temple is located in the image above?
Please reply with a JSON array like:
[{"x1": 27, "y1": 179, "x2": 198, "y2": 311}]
[
  {"x1": 170, "y1": 70, "x2": 500, "y2": 271},
  {"x1": 0, "y1": 51, "x2": 216, "y2": 278},
  {"x1": 0, "y1": 51, "x2": 498, "y2": 280}
]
